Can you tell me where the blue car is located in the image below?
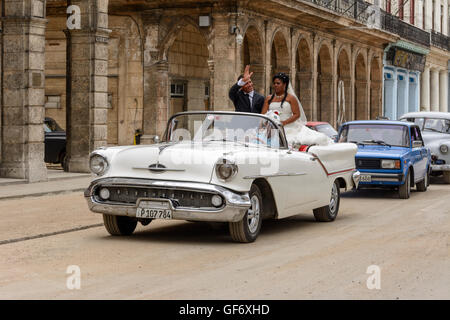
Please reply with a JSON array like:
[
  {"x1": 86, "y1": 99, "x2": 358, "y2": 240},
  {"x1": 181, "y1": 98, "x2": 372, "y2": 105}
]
[{"x1": 337, "y1": 120, "x2": 431, "y2": 199}]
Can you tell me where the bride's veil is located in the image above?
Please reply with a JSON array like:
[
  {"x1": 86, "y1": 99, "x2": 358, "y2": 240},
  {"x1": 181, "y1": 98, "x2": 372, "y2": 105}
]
[{"x1": 287, "y1": 82, "x2": 307, "y2": 126}]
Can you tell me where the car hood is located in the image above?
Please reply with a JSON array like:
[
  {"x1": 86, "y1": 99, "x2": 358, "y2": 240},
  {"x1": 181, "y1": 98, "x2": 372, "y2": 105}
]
[
  {"x1": 98, "y1": 141, "x2": 261, "y2": 184},
  {"x1": 356, "y1": 145, "x2": 409, "y2": 158}
]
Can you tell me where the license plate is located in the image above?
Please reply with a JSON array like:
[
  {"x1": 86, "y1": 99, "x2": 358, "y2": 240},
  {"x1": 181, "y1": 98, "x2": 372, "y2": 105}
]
[
  {"x1": 136, "y1": 200, "x2": 172, "y2": 219},
  {"x1": 360, "y1": 174, "x2": 372, "y2": 182}
]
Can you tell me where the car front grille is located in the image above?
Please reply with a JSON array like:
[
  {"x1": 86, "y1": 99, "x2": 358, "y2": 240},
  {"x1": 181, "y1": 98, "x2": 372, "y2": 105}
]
[
  {"x1": 94, "y1": 185, "x2": 222, "y2": 209},
  {"x1": 355, "y1": 158, "x2": 381, "y2": 169}
]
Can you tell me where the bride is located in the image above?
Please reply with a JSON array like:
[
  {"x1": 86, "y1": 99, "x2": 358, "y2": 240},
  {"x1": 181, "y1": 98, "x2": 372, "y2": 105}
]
[{"x1": 261, "y1": 72, "x2": 332, "y2": 147}]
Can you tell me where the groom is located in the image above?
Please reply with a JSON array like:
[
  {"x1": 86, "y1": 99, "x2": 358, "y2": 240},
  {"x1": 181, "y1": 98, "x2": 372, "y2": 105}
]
[{"x1": 229, "y1": 65, "x2": 265, "y2": 113}]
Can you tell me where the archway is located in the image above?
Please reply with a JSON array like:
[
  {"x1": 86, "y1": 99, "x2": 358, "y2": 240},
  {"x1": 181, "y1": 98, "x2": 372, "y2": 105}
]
[
  {"x1": 296, "y1": 38, "x2": 313, "y2": 120},
  {"x1": 355, "y1": 53, "x2": 368, "y2": 120},
  {"x1": 271, "y1": 30, "x2": 290, "y2": 84},
  {"x1": 370, "y1": 58, "x2": 382, "y2": 119},
  {"x1": 242, "y1": 25, "x2": 264, "y2": 93},
  {"x1": 337, "y1": 48, "x2": 351, "y2": 124},
  {"x1": 317, "y1": 44, "x2": 333, "y2": 123},
  {"x1": 167, "y1": 23, "x2": 210, "y2": 115}
]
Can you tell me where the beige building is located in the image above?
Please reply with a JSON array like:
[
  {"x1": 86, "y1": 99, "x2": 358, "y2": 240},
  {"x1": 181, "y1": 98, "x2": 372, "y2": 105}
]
[{"x1": 0, "y1": 0, "x2": 448, "y2": 182}]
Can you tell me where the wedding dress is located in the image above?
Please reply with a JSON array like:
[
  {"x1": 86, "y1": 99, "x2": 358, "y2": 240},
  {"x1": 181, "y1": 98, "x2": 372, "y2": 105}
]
[{"x1": 267, "y1": 92, "x2": 332, "y2": 147}]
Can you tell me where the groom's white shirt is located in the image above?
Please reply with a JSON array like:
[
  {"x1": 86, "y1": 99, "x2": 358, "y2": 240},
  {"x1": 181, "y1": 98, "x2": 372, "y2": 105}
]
[{"x1": 237, "y1": 79, "x2": 254, "y2": 106}]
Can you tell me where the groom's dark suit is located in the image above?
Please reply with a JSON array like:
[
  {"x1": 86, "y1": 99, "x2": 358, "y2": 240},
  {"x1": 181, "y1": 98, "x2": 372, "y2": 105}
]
[{"x1": 228, "y1": 83, "x2": 265, "y2": 113}]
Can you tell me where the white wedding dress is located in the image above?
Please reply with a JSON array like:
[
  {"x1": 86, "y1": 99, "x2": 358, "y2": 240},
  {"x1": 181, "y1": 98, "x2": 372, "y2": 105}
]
[{"x1": 268, "y1": 101, "x2": 332, "y2": 146}]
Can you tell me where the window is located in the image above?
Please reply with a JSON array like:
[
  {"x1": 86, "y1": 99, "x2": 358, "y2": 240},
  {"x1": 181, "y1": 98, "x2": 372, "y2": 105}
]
[
  {"x1": 410, "y1": 0, "x2": 415, "y2": 25},
  {"x1": 432, "y1": 0, "x2": 435, "y2": 31},
  {"x1": 170, "y1": 83, "x2": 185, "y2": 97},
  {"x1": 423, "y1": 1, "x2": 426, "y2": 29},
  {"x1": 399, "y1": 0, "x2": 404, "y2": 20},
  {"x1": 386, "y1": 0, "x2": 391, "y2": 13}
]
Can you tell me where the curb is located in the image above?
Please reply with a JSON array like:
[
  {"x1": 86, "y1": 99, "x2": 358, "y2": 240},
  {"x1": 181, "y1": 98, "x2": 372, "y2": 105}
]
[{"x1": 0, "y1": 188, "x2": 86, "y2": 201}]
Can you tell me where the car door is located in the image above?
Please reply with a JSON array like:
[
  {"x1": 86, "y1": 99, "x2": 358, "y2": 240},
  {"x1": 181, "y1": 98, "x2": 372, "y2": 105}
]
[
  {"x1": 415, "y1": 126, "x2": 429, "y2": 175},
  {"x1": 410, "y1": 126, "x2": 426, "y2": 181},
  {"x1": 268, "y1": 149, "x2": 327, "y2": 218}
]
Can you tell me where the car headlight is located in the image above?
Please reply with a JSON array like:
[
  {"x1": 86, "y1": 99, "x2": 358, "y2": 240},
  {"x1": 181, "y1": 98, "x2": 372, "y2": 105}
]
[
  {"x1": 381, "y1": 159, "x2": 401, "y2": 169},
  {"x1": 440, "y1": 145, "x2": 448, "y2": 154},
  {"x1": 215, "y1": 158, "x2": 238, "y2": 181},
  {"x1": 90, "y1": 154, "x2": 109, "y2": 175}
]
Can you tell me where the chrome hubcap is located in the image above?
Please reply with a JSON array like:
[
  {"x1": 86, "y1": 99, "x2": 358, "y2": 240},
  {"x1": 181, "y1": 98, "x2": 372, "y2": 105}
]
[
  {"x1": 247, "y1": 195, "x2": 260, "y2": 234},
  {"x1": 329, "y1": 183, "x2": 338, "y2": 215}
]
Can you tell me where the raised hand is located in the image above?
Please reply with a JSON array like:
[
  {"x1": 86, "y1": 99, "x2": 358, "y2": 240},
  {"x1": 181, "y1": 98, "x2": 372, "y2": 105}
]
[{"x1": 243, "y1": 65, "x2": 254, "y2": 84}]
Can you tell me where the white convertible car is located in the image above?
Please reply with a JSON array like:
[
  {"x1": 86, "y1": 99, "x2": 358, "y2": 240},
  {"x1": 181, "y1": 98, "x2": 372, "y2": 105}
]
[{"x1": 85, "y1": 111, "x2": 360, "y2": 242}]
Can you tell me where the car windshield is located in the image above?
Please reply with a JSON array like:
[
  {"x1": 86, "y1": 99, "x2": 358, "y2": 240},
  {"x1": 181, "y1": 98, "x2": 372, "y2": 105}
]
[
  {"x1": 402, "y1": 117, "x2": 450, "y2": 134},
  {"x1": 315, "y1": 124, "x2": 337, "y2": 137},
  {"x1": 423, "y1": 118, "x2": 450, "y2": 134},
  {"x1": 165, "y1": 113, "x2": 285, "y2": 148},
  {"x1": 339, "y1": 124, "x2": 410, "y2": 147}
]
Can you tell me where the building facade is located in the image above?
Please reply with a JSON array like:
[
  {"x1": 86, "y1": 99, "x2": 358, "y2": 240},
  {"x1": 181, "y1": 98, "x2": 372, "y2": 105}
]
[
  {"x1": 0, "y1": 0, "x2": 448, "y2": 182},
  {"x1": 379, "y1": 0, "x2": 450, "y2": 118}
]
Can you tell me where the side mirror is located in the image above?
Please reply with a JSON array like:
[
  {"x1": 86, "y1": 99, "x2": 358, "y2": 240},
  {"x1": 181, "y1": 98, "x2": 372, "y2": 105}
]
[
  {"x1": 412, "y1": 140, "x2": 423, "y2": 148},
  {"x1": 153, "y1": 135, "x2": 160, "y2": 144}
]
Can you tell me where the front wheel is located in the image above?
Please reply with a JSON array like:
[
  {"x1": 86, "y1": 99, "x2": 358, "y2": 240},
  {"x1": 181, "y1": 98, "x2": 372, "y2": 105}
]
[
  {"x1": 416, "y1": 170, "x2": 428, "y2": 192},
  {"x1": 399, "y1": 170, "x2": 411, "y2": 199},
  {"x1": 313, "y1": 180, "x2": 340, "y2": 222},
  {"x1": 103, "y1": 214, "x2": 137, "y2": 236},
  {"x1": 229, "y1": 184, "x2": 263, "y2": 243}
]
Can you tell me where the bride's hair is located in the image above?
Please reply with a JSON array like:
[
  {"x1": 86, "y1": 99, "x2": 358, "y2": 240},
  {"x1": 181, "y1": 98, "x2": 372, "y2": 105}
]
[{"x1": 269, "y1": 73, "x2": 289, "y2": 108}]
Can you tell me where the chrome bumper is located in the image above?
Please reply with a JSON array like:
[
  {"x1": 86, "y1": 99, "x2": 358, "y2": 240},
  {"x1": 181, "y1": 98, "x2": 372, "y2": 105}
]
[
  {"x1": 84, "y1": 177, "x2": 251, "y2": 223},
  {"x1": 352, "y1": 170, "x2": 361, "y2": 189},
  {"x1": 431, "y1": 164, "x2": 450, "y2": 171},
  {"x1": 358, "y1": 172, "x2": 404, "y2": 182}
]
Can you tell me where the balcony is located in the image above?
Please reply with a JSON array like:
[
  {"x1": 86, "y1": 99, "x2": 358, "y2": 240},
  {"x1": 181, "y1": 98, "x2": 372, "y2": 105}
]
[
  {"x1": 302, "y1": 0, "x2": 431, "y2": 48},
  {"x1": 379, "y1": 10, "x2": 430, "y2": 47},
  {"x1": 431, "y1": 31, "x2": 450, "y2": 51},
  {"x1": 303, "y1": 0, "x2": 373, "y2": 24}
]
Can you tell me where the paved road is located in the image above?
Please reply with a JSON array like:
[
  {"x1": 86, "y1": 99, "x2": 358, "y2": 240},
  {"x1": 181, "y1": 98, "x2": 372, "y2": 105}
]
[{"x1": 0, "y1": 179, "x2": 449, "y2": 299}]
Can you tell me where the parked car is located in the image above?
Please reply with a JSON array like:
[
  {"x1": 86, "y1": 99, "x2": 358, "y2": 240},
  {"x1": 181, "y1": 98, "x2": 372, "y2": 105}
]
[
  {"x1": 337, "y1": 120, "x2": 431, "y2": 199},
  {"x1": 399, "y1": 112, "x2": 450, "y2": 183},
  {"x1": 85, "y1": 111, "x2": 360, "y2": 243},
  {"x1": 306, "y1": 121, "x2": 338, "y2": 140},
  {"x1": 44, "y1": 117, "x2": 67, "y2": 169}
]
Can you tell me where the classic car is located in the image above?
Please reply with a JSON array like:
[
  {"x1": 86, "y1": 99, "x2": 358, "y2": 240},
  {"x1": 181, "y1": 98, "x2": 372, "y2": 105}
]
[
  {"x1": 306, "y1": 121, "x2": 338, "y2": 140},
  {"x1": 399, "y1": 112, "x2": 450, "y2": 183},
  {"x1": 85, "y1": 111, "x2": 359, "y2": 243},
  {"x1": 337, "y1": 120, "x2": 431, "y2": 199},
  {"x1": 44, "y1": 117, "x2": 67, "y2": 169}
]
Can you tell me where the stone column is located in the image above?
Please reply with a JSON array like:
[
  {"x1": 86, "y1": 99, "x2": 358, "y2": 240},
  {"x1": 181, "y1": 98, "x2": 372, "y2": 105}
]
[
  {"x1": 370, "y1": 80, "x2": 382, "y2": 119},
  {"x1": 65, "y1": 0, "x2": 110, "y2": 172},
  {"x1": 430, "y1": 69, "x2": 440, "y2": 111},
  {"x1": 297, "y1": 71, "x2": 314, "y2": 120},
  {"x1": 211, "y1": 13, "x2": 238, "y2": 111},
  {"x1": 141, "y1": 61, "x2": 169, "y2": 144},
  {"x1": 439, "y1": 70, "x2": 448, "y2": 112},
  {"x1": 312, "y1": 35, "x2": 319, "y2": 121},
  {"x1": 0, "y1": 0, "x2": 47, "y2": 182},
  {"x1": 421, "y1": 66, "x2": 430, "y2": 111},
  {"x1": 207, "y1": 59, "x2": 215, "y2": 110}
]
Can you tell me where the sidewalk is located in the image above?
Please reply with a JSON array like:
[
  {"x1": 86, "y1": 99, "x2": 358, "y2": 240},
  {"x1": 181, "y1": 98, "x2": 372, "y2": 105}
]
[{"x1": 0, "y1": 167, "x2": 92, "y2": 200}]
